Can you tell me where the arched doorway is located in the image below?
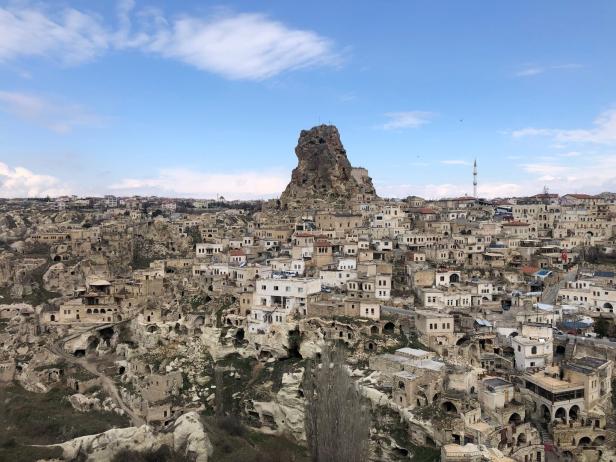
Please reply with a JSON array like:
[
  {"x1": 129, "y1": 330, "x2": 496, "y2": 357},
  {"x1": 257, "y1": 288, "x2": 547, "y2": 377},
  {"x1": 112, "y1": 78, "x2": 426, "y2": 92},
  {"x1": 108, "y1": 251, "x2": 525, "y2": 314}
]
[
  {"x1": 517, "y1": 433, "x2": 527, "y2": 445},
  {"x1": 593, "y1": 435, "x2": 605, "y2": 446},
  {"x1": 442, "y1": 401, "x2": 458, "y2": 414},
  {"x1": 509, "y1": 413, "x2": 522, "y2": 426},
  {"x1": 569, "y1": 405, "x2": 580, "y2": 421},
  {"x1": 578, "y1": 436, "x2": 591, "y2": 447},
  {"x1": 449, "y1": 273, "x2": 460, "y2": 283},
  {"x1": 383, "y1": 322, "x2": 395, "y2": 334},
  {"x1": 540, "y1": 404, "x2": 551, "y2": 423},
  {"x1": 555, "y1": 407, "x2": 567, "y2": 422}
]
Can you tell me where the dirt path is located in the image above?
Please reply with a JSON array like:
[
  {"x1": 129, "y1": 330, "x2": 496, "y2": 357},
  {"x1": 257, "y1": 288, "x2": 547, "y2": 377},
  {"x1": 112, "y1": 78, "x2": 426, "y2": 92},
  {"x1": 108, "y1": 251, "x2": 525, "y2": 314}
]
[{"x1": 49, "y1": 324, "x2": 145, "y2": 426}]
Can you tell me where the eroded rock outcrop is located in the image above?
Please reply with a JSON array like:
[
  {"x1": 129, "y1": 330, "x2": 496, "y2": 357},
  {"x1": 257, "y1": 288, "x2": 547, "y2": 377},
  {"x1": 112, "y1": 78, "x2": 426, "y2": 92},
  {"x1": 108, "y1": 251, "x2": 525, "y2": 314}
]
[
  {"x1": 52, "y1": 411, "x2": 213, "y2": 462},
  {"x1": 280, "y1": 125, "x2": 377, "y2": 209}
]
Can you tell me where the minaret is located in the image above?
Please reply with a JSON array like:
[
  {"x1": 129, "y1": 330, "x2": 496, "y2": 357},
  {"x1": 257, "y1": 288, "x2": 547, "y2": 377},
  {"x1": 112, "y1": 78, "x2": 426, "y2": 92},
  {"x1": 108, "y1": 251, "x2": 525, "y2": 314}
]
[{"x1": 473, "y1": 159, "x2": 477, "y2": 198}]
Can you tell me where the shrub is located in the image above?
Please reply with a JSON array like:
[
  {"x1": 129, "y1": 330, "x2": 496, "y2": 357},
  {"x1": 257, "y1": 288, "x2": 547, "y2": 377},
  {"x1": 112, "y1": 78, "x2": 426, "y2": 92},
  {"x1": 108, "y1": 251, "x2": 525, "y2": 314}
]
[{"x1": 217, "y1": 416, "x2": 246, "y2": 437}]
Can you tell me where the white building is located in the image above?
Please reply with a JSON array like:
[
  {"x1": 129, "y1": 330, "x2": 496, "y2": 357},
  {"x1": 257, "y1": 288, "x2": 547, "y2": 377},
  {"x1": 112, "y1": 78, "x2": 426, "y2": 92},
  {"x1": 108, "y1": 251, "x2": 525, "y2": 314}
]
[
  {"x1": 248, "y1": 278, "x2": 321, "y2": 334},
  {"x1": 512, "y1": 324, "x2": 553, "y2": 371}
]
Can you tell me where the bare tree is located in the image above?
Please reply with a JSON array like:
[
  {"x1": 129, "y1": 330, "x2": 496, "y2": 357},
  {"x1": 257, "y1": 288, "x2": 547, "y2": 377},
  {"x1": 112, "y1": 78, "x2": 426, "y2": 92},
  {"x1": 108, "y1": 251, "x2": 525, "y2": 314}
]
[
  {"x1": 303, "y1": 345, "x2": 370, "y2": 462},
  {"x1": 214, "y1": 366, "x2": 225, "y2": 418}
]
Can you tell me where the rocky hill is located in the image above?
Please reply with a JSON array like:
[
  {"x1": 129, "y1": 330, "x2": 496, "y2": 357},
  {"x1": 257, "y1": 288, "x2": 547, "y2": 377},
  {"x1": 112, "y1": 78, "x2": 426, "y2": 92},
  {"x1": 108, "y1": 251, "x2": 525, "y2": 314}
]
[{"x1": 280, "y1": 125, "x2": 377, "y2": 209}]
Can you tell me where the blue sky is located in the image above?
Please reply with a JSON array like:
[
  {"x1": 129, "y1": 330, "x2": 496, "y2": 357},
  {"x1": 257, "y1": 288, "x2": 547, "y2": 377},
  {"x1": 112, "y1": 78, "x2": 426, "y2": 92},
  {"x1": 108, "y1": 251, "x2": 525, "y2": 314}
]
[{"x1": 1, "y1": 0, "x2": 615, "y2": 199}]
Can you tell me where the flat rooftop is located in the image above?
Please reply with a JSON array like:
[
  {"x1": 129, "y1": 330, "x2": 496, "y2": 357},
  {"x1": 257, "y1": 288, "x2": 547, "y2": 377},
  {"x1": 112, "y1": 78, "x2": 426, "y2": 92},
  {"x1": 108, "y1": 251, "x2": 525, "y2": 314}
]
[
  {"x1": 526, "y1": 371, "x2": 583, "y2": 391},
  {"x1": 394, "y1": 371, "x2": 417, "y2": 380},
  {"x1": 566, "y1": 356, "x2": 609, "y2": 375},
  {"x1": 484, "y1": 377, "x2": 512, "y2": 389},
  {"x1": 396, "y1": 347, "x2": 431, "y2": 357}
]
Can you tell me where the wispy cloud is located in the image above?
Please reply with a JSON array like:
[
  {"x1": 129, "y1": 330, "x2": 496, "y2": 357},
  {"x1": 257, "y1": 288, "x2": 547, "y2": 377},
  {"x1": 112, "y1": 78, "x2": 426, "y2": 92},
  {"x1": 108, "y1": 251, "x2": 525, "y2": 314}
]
[
  {"x1": 440, "y1": 159, "x2": 470, "y2": 166},
  {"x1": 381, "y1": 153, "x2": 616, "y2": 199},
  {"x1": 379, "y1": 182, "x2": 525, "y2": 200},
  {"x1": 0, "y1": 91, "x2": 103, "y2": 133},
  {"x1": 0, "y1": 6, "x2": 110, "y2": 64},
  {"x1": 559, "y1": 151, "x2": 582, "y2": 158},
  {"x1": 517, "y1": 155, "x2": 616, "y2": 192},
  {"x1": 144, "y1": 13, "x2": 337, "y2": 80},
  {"x1": 0, "y1": 3, "x2": 338, "y2": 80},
  {"x1": 111, "y1": 168, "x2": 289, "y2": 199},
  {"x1": 0, "y1": 162, "x2": 70, "y2": 198},
  {"x1": 515, "y1": 63, "x2": 582, "y2": 77},
  {"x1": 381, "y1": 111, "x2": 434, "y2": 130},
  {"x1": 511, "y1": 109, "x2": 616, "y2": 145},
  {"x1": 519, "y1": 162, "x2": 571, "y2": 176}
]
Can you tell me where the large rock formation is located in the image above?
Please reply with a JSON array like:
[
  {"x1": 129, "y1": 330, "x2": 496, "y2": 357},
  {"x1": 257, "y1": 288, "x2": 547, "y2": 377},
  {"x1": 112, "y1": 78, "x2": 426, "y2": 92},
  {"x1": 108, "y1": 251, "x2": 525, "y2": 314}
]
[
  {"x1": 280, "y1": 125, "x2": 377, "y2": 208},
  {"x1": 52, "y1": 412, "x2": 213, "y2": 461}
]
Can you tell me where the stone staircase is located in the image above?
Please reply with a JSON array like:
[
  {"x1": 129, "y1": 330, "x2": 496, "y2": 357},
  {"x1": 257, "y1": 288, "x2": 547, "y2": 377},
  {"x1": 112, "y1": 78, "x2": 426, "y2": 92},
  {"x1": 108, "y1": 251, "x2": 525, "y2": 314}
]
[{"x1": 538, "y1": 424, "x2": 553, "y2": 446}]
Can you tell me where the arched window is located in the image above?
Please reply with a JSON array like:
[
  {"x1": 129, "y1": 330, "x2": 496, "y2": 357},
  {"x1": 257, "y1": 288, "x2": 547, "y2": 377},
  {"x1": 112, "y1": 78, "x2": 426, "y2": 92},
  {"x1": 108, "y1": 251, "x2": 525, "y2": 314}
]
[{"x1": 531, "y1": 346, "x2": 537, "y2": 354}]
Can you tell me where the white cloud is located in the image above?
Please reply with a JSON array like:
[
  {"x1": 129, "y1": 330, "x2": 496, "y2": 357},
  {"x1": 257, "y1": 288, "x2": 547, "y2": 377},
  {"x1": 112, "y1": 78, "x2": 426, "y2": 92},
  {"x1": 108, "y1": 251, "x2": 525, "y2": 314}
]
[
  {"x1": 110, "y1": 168, "x2": 289, "y2": 199},
  {"x1": 511, "y1": 127, "x2": 558, "y2": 138},
  {"x1": 0, "y1": 91, "x2": 103, "y2": 133},
  {"x1": 0, "y1": 6, "x2": 109, "y2": 64},
  {"x1": 378, "y1": 182, "x2": 525, "y2": 200},
  {"x1": 516, "y1": 67, "x2": 544, "y2": 77},
  {"x1": 0, "y1": 4, "x2": 337, "y2": 80},
  {"x1": 381, "y1": 111, "x2": 434, "y2": 130},
  {"x1": 559, "y1": 151, "x2": 582, "y2": 158},
  {"x1": 0, "y1": 162, "x2": 70, "y2": 198},
  {"x1": 379, "y1": 153, "x2": 616, "y2": 199},
  {"x1": 145, "y1": 13, "x2": 336, "y2": 80},
  {"x1": 515, "y1": 63, "x2": 582, "y2": 78},
  {"x1": 520, "y1": 163, "x2": 571, "y2": 176},
  {"x1": 511, "y1": 109, "x2": 616, "y2": 145},
  {"x1": 440, "y1": 159, "x2": 470, "y2": 166}
]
